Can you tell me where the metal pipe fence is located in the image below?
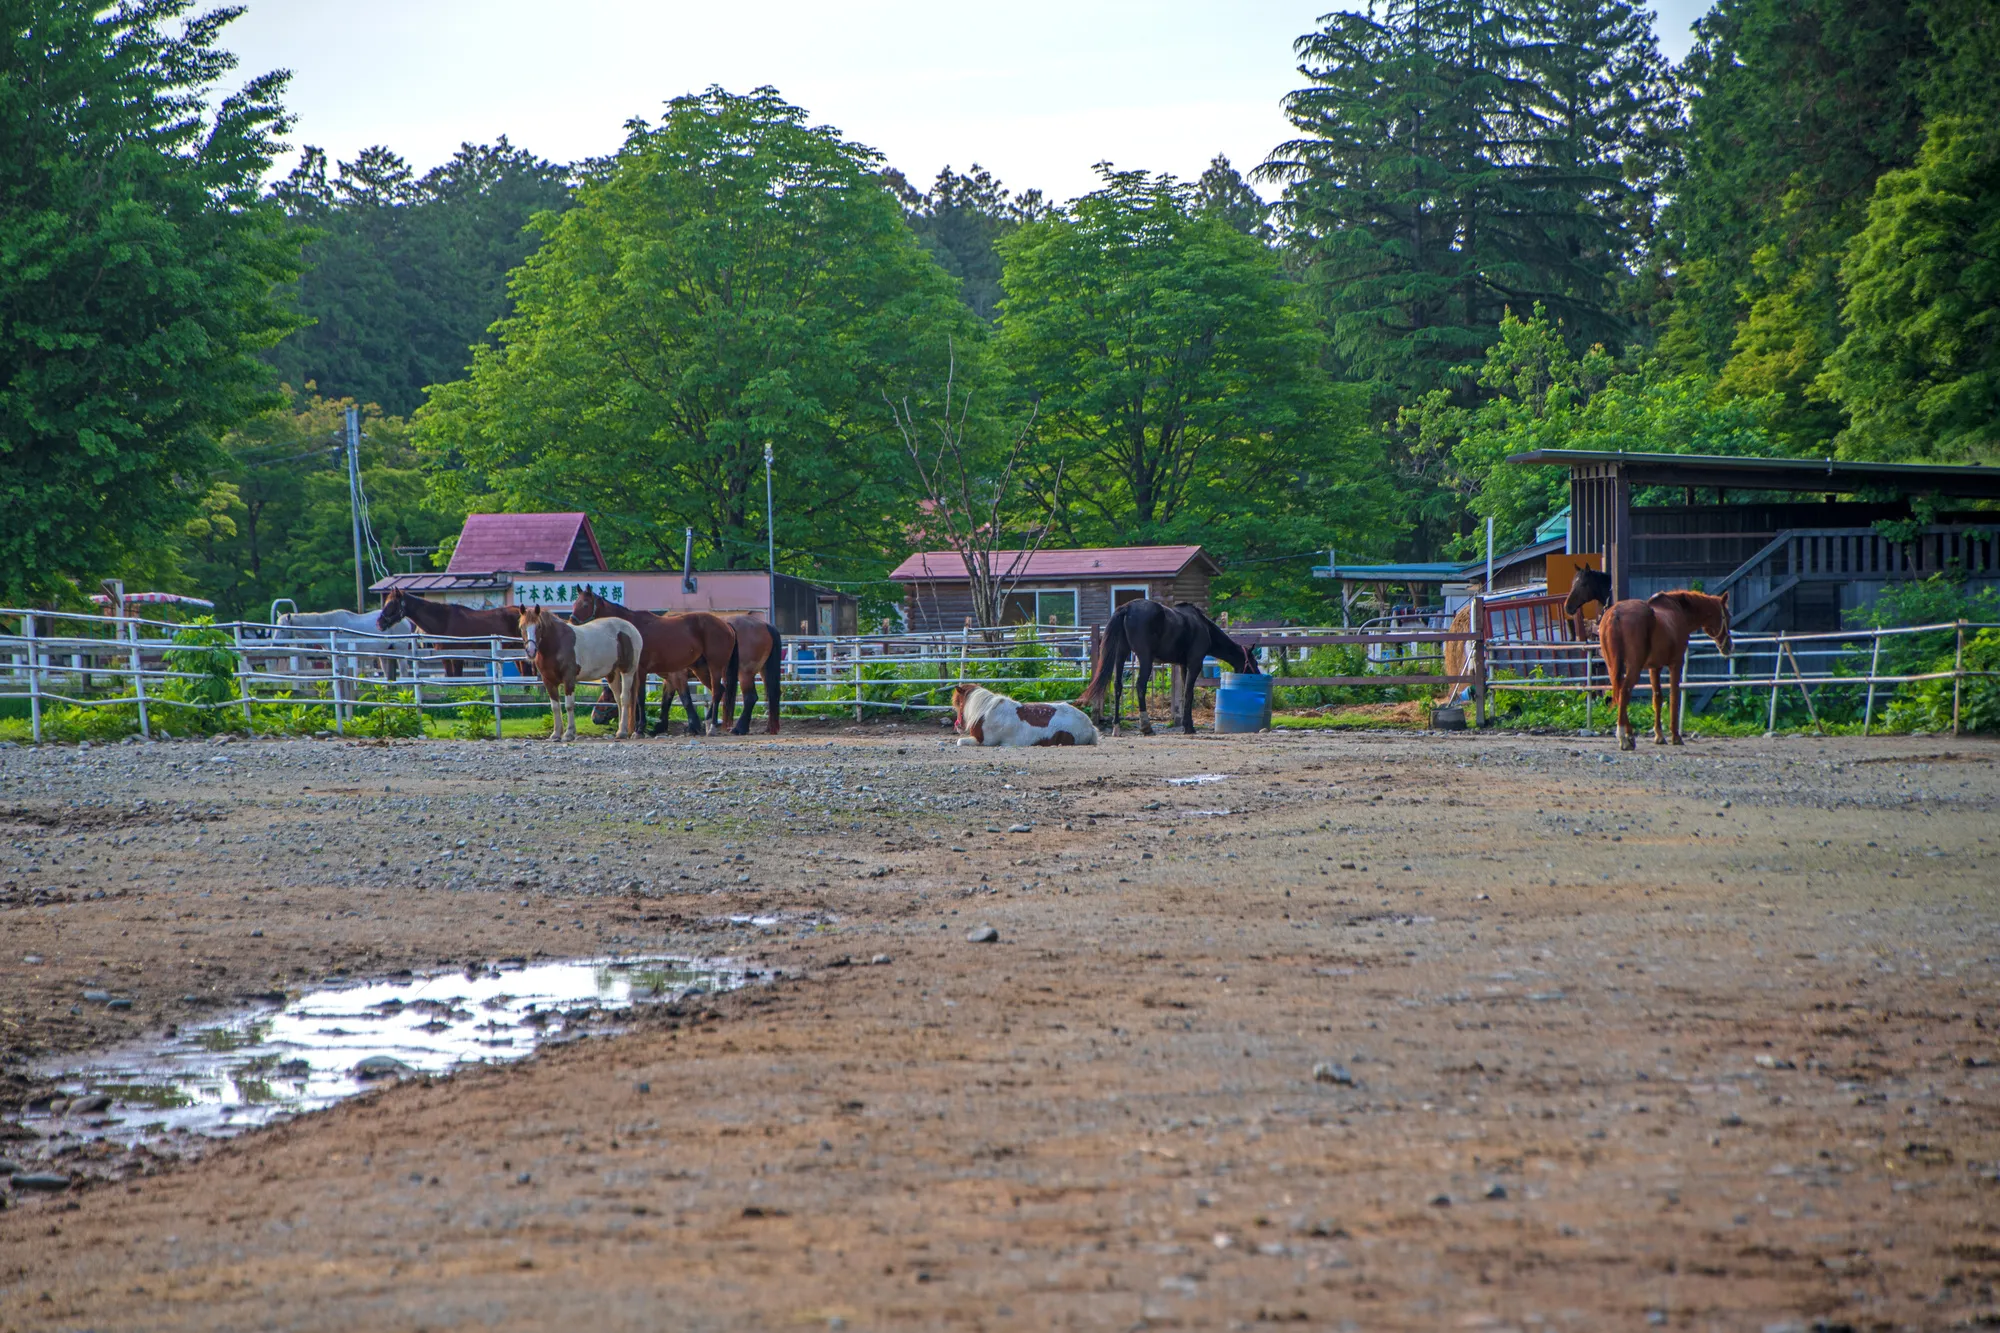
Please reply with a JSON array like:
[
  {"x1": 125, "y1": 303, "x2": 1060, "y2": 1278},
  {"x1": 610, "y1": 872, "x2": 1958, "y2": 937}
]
[{"x1": 2, "y1": 609, "x2": 1993, "y2": 741}]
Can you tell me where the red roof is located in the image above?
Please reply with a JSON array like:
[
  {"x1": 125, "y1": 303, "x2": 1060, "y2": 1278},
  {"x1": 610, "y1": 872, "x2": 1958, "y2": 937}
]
[
  {"x1": 447, "y1": 512, "x2": 604, "y2": 574},
  {"x1": 888, "y1": 545, "x2": 1214, "y2": 583}
]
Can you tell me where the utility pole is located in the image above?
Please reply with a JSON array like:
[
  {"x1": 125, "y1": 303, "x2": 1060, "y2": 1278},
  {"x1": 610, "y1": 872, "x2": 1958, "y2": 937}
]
[
  {"x1": 345, "y1": 407, "x2": 366, "y2": 610},
  {"x1": 763, "y1": 441, "x2": 776, "y2": 574}
]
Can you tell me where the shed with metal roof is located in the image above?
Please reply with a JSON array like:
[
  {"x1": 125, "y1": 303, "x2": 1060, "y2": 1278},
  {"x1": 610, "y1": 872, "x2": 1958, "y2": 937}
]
[{"x1": 889, "y1": 545, "x2": 1218, "y2": 631}]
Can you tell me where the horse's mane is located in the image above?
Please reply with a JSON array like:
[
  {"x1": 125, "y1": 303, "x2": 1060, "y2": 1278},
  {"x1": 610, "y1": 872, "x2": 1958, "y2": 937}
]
[{"x1": 1648, "y1": 589, "x2": 1729, "y2": 623}]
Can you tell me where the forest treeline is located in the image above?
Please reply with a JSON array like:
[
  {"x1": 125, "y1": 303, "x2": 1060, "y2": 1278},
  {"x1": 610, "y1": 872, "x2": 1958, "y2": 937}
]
[{"x1": 4, "y1": 0, "x2": 1995, "y2": 620}]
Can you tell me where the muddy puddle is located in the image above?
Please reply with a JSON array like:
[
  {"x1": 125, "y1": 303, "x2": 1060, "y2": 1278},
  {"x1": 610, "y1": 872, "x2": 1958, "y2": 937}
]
[{"x1": 27, "y1": 956, "x2": 753, "y2": 1148}]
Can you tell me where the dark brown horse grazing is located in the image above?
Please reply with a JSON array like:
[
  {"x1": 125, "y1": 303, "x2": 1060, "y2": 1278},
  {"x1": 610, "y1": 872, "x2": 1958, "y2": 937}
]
[
  {"x1": 377, "y1": 588, "x2": 522, "y2": 676},
  {"x1": 571, "y1": 589, "x2": 735, "y2": 736},
  {"x1": 1562, "y1": 566, "x2": 1614, "y2": 642},
  {"x1": 1075, "y1": 599, "x2": 1258, "y2": 736},
  {"x1": 1598, "y1": 589, "x2": 1732, "y2": 750},
  {"x1": 714, "y1": 616, "x2": 783, "y2": 735}
]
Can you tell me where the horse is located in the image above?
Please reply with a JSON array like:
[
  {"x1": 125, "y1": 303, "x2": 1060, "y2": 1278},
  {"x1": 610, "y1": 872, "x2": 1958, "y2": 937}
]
[
  {"x1": 953, "y1": 683, "x2": 1097, "y2": 747},
  {"x1": 570, "y1": 589, "x2": 735, "y2": 737},
  {"x1": 272, "y1": 609, "x2": 417, "y2": 681},
  {"x1": 517, "y1": 605, "x2": 644, "y2": 741},
  {"x1": 1598, "y1": 589, "x2": 1732, "y2": 751},
  {"x1": 1075, "y1": 599, "x2": 1258, "y2": 736},
  {"x1": 1439, "y1": 602, "x2": 1476, "y2": 704},
  {"x1": 714, "y1": 617, "x2": 784, "y2": 735},
  {"x1": 377, "y1": 589, "x2": 522, "y2": 677},
  {"x1": 1563, "y1": 565, "x2": 1614, "y2": 642}
]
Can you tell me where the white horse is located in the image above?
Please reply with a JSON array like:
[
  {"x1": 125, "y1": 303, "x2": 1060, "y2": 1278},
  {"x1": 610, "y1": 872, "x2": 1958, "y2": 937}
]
[
  {"x1": 272, "y1": 608, "x2": 417, "y2": 678},
  {"x1": 269, "y1": 608, "x2": 418, "y2": 722},
  {"x1": 518, "y1": 606, "x2": 644, "y2": 741}
]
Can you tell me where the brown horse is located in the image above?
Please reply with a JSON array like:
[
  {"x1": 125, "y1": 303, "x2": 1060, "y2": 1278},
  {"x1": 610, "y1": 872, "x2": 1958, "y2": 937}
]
[
  {"x1": 1598, "y1": 589, "x2": 1733, "y2": 750},
  {"x1": 571, "y1": 589, "x2": 735, "y2": 737},
  {"x1": 377, "y1": 589, "x2": 521, "y2": 677},
  {"x1": 714, "y1": 617, "x2": 784, "y2": 735}
]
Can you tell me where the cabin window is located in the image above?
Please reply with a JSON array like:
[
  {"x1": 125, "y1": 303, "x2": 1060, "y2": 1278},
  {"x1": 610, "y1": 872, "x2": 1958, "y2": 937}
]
[
  {"x1": 1001, "y1": 589, "x2": 1078, "y2": 627},
  {"x1": 1111, "y1": 584, "x2": 1149, "y2": 611}
]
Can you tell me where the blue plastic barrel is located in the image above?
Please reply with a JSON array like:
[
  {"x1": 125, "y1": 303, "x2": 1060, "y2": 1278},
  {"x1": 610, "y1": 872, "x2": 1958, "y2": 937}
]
[{"x1": 1215, "y1": 671, "x2": 1273, "y2": 733}]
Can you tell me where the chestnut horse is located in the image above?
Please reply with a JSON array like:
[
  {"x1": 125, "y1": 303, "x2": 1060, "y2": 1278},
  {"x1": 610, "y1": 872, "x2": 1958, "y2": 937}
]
[
  {"x1": 377, "y1": 589, "x2": 521, "y2": 677},
  {"x1": 714, "y1": 617, "x2": 784, "y2": 735},
  {"x1": 571, "y1": 589, "x2": 735, "y2": 737},
  {"x1": 1598, "y1": 589, "x2": 1733, "y2": 750}
]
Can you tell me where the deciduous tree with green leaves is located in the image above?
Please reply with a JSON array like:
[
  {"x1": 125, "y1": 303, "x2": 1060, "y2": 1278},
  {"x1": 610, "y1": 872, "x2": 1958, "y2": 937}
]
[
  {"x1": 0, "y1": 0, "x2": 305, "y2": 606},
  {"x1": 1410, "y1": 307, "x2": 1783, "y2": 554},
  {"x1": 1818, "y1": 117, "x2": 2000, "y2": 462},
  {"x1": 415, "y1": 87, "x2": 977, "y2": 580},
  {"x1": 998, "y1": 167, "x2": 1393, "y2": 616}
]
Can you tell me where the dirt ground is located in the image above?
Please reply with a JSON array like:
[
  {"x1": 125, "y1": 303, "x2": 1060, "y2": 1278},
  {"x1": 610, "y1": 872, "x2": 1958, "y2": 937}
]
[{"x1": 1, "y1": 722, "x2": 1997, "y2": 1331}]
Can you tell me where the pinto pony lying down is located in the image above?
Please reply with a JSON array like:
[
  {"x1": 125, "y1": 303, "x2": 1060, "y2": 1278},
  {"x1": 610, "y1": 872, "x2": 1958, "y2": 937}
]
[{"x1": 952, "y1": 684, "x2": 1099, "y2": 747}]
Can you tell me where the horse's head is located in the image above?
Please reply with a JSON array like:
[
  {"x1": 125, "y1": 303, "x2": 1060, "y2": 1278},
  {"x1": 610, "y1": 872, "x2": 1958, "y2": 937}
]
[
  {"x1": 1707, "y1": 590, "x2": 1733, "y2": 658},
  {"x1": 376, "y1": 590, "x2": 403, "y2": 632},
  {"x1": 572, "y1": 589, "x2": 601, "y2": 622},
  {"x1": 518, "y1": 605, "x2": 550, "y2": 662},
  {"x1": 1563, "y1": 566, "x2": 1610, "y2": 618},
  {"x1": 950, "y1": 682, "x2": 978, "y2": 733}
]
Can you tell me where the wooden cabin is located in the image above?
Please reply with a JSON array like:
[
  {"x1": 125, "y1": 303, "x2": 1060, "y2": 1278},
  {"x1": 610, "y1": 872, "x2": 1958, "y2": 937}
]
[{"x1": 889, "y1": 546, "x2": 1217, "y2": 632}]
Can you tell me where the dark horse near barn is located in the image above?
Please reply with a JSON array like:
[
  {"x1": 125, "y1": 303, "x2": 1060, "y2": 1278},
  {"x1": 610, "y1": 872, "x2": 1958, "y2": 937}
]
[
  {"x1": 1075, "y1": 599, "x2": 1258, "y2": 736},
  {"x1": 1563, "y1": 566, "x2": 1614, "y2": 641},
  {"x1": 376, "y1": 589, "x2": 521, "y2": 676}
]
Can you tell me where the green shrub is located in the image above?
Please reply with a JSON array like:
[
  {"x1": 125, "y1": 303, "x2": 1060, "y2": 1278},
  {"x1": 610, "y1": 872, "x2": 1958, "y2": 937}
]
[
  {"x1": 1878, "y1": 628, "x2": 2000, "y2": 733},
  {"x1": 351, "y1": 687, "x2": 424, "y2": 739}
]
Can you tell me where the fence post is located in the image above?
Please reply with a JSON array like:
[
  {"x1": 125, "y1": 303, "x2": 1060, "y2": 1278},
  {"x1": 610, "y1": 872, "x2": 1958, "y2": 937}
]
[
  {"x1": 129, "y1": 616, "x2": 150, "y2": 739},
  {"x1": 1952, "y1": 619, "x2": 1967, "y2": 737},
  {"x1": 1583, "y1": 642, "x2": 1594, "y2": 732},
  {"x1": 410, "y1": 644, "x2": 425, "y2": 737},
  {"x1": 1472, "y1": 597, "x2": 1489, "y2": 727},
  {"x1": 1861, "y1": 629, "x2": 1883, "y2": 737},
  {"x1": 232, "y1": 624, "x2": 255, "y2": 731},
  {"x1": 332, "y1": 637, "x2": 345, "y2": 736},
  {"x1": 1764, "y1": 632, "x2": 1784, "y2": 735},
  {"x1": 853, "y1": 643, "x2": 864, "y2": 722},
  {"x1": 490, "y1": 638, "x2": 505, "y2": 739},
  {"x1": 25, "y1": 612, "x2": 41, "y2": 744}
]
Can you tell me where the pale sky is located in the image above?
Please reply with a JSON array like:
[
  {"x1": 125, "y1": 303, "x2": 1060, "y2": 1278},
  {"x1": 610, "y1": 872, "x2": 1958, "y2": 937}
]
[{"x1": 228, "y1": 0, "x2": 1715, "y2": 202}]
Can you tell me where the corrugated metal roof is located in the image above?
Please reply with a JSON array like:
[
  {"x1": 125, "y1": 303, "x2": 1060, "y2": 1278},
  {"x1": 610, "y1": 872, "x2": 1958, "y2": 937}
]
[
  {"x1": 447, "y1": 512, "x2": 604, "y2": 574},
  {"x1": 371, "y1": 572, "x2": 511, "y2": 593},
  {"x1": 888, "y1": 545, "x2": 1212, "y2": 582}
]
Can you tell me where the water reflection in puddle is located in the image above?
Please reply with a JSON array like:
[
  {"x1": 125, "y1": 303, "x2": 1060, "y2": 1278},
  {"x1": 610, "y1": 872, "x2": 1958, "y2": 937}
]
[
  {"x1": 1166, "y1": 774, "x2": 1230, "y2": 786},
  {"x1": 32, "y1": 956, "x2": 749, "y2": 1146}
]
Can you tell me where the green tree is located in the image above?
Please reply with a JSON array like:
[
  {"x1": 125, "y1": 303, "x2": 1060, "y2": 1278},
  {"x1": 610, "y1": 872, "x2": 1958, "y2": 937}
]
[
  {"x1": 1818, "y1": 117, "x2": 2000, "y2": 462},
  {"x1": 998, "y1": 167, "x2": 1394, "y2": 601},
  {"x1": 1659, "y1": 0, "x2": 1933, "y2": 385},
  {"x1": 1193, "y1": 154, "x2": 1273, "y2": 242},
  {"x1": 1410, "y1": 308, "x2": 1782, "y2": 553},
  {"x1": 1262, "y1": 0, "x2": 1665, "y2": 406},
  {"x1": 0, "y1": 0, "x2": 305, "y2": 606},
  {"x1": 267, "y1": 138, "x2": 573, "y2": 416},
  {"x1": 886, "y1": 163, "x2": 1049, "y2": 322},
  {"x1": 179, "y1": 388, "x2": 462, "y2": 618},
  {"x1": 416, "y1": 87, "x2": 976, "y2": 579}
]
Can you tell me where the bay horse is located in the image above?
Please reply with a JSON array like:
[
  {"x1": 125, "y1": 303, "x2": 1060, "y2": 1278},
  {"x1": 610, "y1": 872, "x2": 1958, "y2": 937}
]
[
  {"x1": 377, "y1": 589, "x2": 521, "y2": 677},
  {"x1": 570, "y1": 589, "x2": 735, "y2": 737},
  {"x1": 517, "y1": 605, "x2": 644, "y2": 741},
  {"x1": 1075, "y1": 599, "x2": 1258, "y2": 737},
  {"x1": 1598, "y1": 589, "x2": 1732, "y2": 750},
  {"x1": 1563, "y1": 566, "x2": 1614, "y2": 642},
  {"x1": 714, "y1": 616, "x2": 784, "y2": 735}
]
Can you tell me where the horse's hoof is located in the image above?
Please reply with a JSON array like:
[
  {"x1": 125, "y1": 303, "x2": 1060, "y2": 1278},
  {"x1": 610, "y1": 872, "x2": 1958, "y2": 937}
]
[
  {"x1": 1670, "y1": 736, "x2": 1684, "y2": 746},
  {"x1": 1619, "y1": 737, "x2": 1635, "y2": 752}
]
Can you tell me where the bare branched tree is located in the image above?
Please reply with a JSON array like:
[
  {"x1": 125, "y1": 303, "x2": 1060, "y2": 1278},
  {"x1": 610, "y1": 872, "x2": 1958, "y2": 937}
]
[{"x1": 886, "y1": 353, "x2": 1063, "y2": 630}]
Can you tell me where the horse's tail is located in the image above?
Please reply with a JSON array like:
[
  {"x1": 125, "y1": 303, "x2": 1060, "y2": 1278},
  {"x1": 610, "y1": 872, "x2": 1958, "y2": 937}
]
[
  {"x1": 1076, "y1": 609, "x2": 1129, "y2": 709},
  {"x1": 761, "y1": 624, "x2": 783, "y2": 732}
]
